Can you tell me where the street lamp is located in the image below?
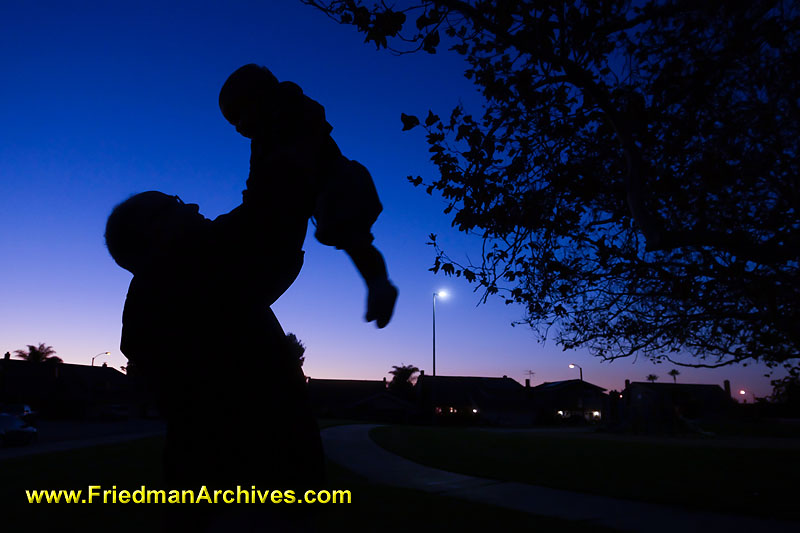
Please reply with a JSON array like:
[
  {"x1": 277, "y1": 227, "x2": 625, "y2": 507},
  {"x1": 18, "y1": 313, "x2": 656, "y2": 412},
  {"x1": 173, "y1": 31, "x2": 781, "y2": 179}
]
[
  {"x1": 738, "y1": 389, "x2": 756, "y2": 403},
  {"x1": 92, "y1": 351, "x2": 111, "y2": 366},
  {"x1": 433, "y1": 290, "x2": 448, "y2": 376},
  {"x1": 569, "y1": 363, "x2": 583, "y2": 381}
]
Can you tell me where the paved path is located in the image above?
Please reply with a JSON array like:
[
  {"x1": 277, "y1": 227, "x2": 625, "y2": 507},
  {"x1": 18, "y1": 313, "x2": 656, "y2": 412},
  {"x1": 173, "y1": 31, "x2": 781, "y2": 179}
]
[
  {"x1": 0, "y1": 419, "x2": 165, "y2": 461},
  {"x1": 320, "y1": 424, "x2": 799, "y2": 533}
]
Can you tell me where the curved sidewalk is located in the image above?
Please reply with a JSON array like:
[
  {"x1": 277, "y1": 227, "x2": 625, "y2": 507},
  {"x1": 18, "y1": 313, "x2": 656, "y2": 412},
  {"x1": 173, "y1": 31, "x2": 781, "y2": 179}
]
[{"x1": 320, "y1": 424, "x2": 798, "y2": 533}]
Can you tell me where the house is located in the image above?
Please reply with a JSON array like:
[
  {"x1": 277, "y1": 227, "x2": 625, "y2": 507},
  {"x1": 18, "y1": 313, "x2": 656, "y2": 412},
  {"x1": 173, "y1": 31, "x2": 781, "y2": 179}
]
[
  {"x1": 306, "y1": 378, "x2": 414, "y2": 421},
  {"x1": 0, "y1": 359, "x2": 135, "y2": 418},
  {"x1": 415, "y1": 374, "x2": 530, "y2": 426},
  {"x1": 528, "y1": 379, "x2": 608, "y2": 424},
  {"x1": 621, "y1": 381, "x2": 735, "y2": 433}
]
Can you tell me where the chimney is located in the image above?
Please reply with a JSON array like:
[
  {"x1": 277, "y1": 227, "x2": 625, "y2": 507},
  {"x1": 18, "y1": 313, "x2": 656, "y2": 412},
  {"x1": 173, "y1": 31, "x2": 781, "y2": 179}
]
[
  {"x1": 420, "y1": 370, "x2": 424, "y2": 377},
  {"x1": 383, "y1": 376, "x2": 387, "y2": 388},
  {"x1": 724, "y1": 379, "x2": 731, "y2": 397},
  {"x1": 3, "y1": 351, "x2": 9, "y2": 360},
  {"x1": 624, "y1": 379, "x2": 630, "y2": 389},
  {"x1": 525, "y1": 379, "x2": 530, "y2": 388},
  {"x1": 503, "y1": 375, "x2": 507, "y2": 379}
]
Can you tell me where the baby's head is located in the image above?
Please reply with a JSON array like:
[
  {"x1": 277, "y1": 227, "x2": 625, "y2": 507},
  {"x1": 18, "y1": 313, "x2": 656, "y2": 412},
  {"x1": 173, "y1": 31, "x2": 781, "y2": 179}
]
[
  {"x1": 105, "y1": 191, "x2": 205, "y2": 274},
  {"x1": 219, "y1": 64, "x2": 279, "y2": 138}
]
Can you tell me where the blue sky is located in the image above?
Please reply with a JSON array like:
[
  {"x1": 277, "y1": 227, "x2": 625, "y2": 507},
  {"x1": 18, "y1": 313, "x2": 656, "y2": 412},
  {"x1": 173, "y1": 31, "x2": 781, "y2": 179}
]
[{"x1": 0, "y1": 0, "x2": 781, "y2": 398}]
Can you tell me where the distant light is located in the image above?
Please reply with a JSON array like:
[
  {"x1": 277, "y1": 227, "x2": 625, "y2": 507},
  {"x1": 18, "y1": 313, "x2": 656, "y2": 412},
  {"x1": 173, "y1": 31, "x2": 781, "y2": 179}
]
[
  {"x1": 592, "y1": 411, "x2": 601, "y2": 418},
  {"x1": 619, "y1": 394, "x2": 623, "y2": 398},
  {"x1": 472, "y1": 408, "x2": 478, "y2": 414},
  {"x1": 739, "y1": 390, "x2": 746, "y2": 395},
  {"x1": 557, "y1": 410, "x2": 564, "y2": 416},
  {"x1": 569, "y1": 364, "x2": 576, "y2": 369}
]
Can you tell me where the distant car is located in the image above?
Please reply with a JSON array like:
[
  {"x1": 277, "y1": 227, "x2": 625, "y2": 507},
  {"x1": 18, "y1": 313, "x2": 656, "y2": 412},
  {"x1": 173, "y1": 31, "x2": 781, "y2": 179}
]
[
  {"x1": 0, "y1": 413, "x2": 38, "y2": 447},
  {"x1": 0, "y1": 403, "x2": 37, "y2": 425}
]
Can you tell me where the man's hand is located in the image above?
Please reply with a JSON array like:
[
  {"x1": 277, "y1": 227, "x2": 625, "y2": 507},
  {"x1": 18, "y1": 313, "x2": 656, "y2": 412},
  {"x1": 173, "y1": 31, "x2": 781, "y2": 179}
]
[{"x1": 366, "y1": 279, "x2": 398, "y2": 328}]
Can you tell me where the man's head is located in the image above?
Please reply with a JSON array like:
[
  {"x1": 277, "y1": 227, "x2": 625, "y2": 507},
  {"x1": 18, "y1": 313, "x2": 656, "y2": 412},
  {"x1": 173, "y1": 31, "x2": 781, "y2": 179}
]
[
  {"x1": 219, "y1": 64, "x2": 279, "y2": 138},
  {"x1": 105, "y1": 191, "x2": 206, "y2": 274}
]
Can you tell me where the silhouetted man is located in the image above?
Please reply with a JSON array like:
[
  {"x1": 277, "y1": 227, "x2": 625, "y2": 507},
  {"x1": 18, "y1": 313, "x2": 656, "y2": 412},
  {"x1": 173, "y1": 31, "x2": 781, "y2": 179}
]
[{"x1": 106, "y1": 65, "x2": 398, "y2": 529}]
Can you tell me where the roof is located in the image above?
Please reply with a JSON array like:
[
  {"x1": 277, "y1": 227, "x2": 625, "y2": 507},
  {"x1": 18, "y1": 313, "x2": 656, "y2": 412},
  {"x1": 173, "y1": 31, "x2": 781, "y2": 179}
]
[
  {"x1": 626, "y1": 381, "x2": 729, "y2": 400},
  {"x1": 416, "y1": 375, "x2": 525, "y2": 408},
  {"x1": 628, "y1": 381, "x2": 725, "y2": 392},
  {"x1": 532, "y1": 379, "x2": 607, "y2": 393},
  {"x1": 0, "y1": 359, "x2": 128, "y2": 385},
  {"x1": 306, "y1": 378, "x2": 387, "y2": 408}
]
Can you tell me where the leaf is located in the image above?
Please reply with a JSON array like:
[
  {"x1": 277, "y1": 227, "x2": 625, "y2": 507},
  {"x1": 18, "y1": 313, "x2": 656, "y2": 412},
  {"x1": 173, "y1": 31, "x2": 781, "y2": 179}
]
[
  {"x1": 422, "y1": 30, "x2": 440, "y2": 54},
  {"x1": 401, "y1": 113, "x2": 420, "y2": 131},
  {"x1": 425, "y1": 110, "x2": 440, "y2": 127}
]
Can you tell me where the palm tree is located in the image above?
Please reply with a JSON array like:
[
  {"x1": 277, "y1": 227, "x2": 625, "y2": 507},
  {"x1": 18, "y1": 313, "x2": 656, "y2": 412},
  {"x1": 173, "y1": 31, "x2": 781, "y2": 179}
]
[
  {"x1": 14, "y1": 343, "x2": 62, "y2": 363},
  {"x1": 668, "y1": 369, "x2": 680, "y2": 384},
  {"x1": 645, "y1": 374, "x2": 659, "y2": 383},
  {"x1": 388, "y1": 364, "x2": 420, "y2": 399}
]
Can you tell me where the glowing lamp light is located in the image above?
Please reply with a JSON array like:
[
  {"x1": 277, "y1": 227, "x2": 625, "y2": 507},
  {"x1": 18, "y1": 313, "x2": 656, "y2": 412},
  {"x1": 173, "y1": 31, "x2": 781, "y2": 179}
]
[
  {"x1": 739, "y1": 390, "x2": 746, "y2": 395},
  {"x1": 472, "y1": 408, "x2": 478, "y2": 414},
  {"x1": 557, "y1": 410, "x2": 564, "y2": 416},
  {"x1": 91, "y1": 351, "x2": 111, "y2": 366},
  {"x1": 569, "y1": 364, "x2": 576, "y2": 369},
  {"x1": 436, "y1": 290, "x2": 448, "y2": 299}
]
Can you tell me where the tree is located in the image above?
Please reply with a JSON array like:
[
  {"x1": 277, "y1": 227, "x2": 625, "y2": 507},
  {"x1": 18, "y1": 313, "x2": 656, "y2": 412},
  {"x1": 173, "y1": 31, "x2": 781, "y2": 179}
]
[
  {"x1": 286, "y1": 333, "x2": 306, "y2": 367},
  {"x1": 769, "y1": 367, "x2": 800, "y2": 408},
  {"x1": 14, "y1": 343, "x2": 62, "y2": 363},
  {"x1": 667, "y1": 369, "x2": 680, "y2": 383},
  {"x1": 646, "y1": 374, "x2": 659, "y2": 383},
  {"x1": 388, "y1": 363, "x2": 420, "y2": 399},
  {"x1": 303, "y1": 0, "x2": 800, "y2": 372}
]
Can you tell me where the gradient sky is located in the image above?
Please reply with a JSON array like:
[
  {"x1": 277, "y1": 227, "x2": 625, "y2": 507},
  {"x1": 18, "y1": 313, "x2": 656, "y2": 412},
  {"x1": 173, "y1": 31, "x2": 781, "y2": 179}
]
[{"x1": 0, "y1": 0, "x2": 783, "y2": 399}]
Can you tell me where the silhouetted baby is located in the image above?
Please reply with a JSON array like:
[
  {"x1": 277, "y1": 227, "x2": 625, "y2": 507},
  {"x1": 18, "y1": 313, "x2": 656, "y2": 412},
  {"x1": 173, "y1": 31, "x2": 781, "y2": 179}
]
[{"x1": 219, "y1": 64, "x2": 398, "y2": 328}]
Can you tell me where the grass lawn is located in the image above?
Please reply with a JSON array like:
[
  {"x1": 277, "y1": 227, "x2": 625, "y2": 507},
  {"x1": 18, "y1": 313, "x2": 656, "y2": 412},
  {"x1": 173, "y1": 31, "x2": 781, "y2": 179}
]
[
  {"x1": 0, "y1": 430, "x2": 617, "y2": 532},
  {"x1": 369, "y1": 425, "x2": 800, "y2": 521}
]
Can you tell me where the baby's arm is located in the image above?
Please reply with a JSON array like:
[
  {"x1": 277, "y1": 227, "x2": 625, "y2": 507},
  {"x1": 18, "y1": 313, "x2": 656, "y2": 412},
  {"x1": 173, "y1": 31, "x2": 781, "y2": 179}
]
[{"x1": 343, "y1": 242, "x2": 398, "y2": 329}]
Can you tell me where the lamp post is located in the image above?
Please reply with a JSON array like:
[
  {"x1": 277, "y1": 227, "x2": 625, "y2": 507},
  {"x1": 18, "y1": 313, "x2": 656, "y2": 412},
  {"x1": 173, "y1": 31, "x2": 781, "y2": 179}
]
[
  {"x1": 569, "y1": 363, "x2": 583, "y2": 381},
  {"x1": 433, "y1": 290, "x2": 447, "y2": 376},
  {"x1": 738, "y1": 389, "x2": 756, "y2": 403},
  {"x1": 92, "y1": 351, "x2": 111, "y2": 367}
]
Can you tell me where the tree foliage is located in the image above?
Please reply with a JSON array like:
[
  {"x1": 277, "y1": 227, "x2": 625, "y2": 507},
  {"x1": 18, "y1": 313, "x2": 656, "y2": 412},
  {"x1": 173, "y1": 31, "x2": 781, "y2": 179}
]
[
  {"x1": 286, "y1": 333, "x2": 306, "y2": 367},
  {"x1": 304, "y1": 0, "x2": 800, "y2": 371},
  {"x1": 389, "y1": 363, "x2": 420, "y2": 399},
  {"x1": 769, "y1": 366, "x2": 800, "y2": 406},
  {"x1": 14, "y1": 343, "x2": 62, "y2": 363}
]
